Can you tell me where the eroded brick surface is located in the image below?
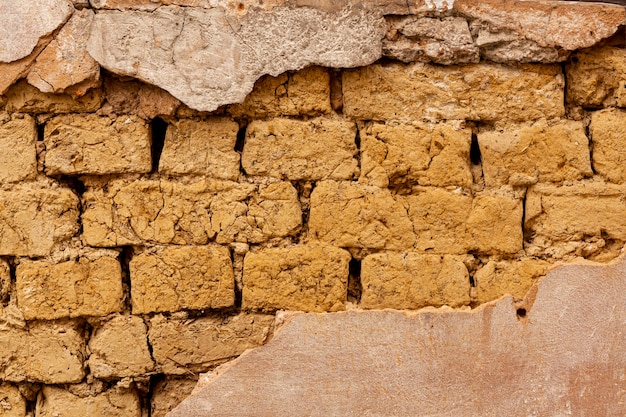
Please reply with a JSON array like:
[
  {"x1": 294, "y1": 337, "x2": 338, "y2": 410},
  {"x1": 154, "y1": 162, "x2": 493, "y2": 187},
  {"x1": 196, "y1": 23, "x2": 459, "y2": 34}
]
[
  {"x1": 242, "y1": 244, "x2": 350, "y2": 312},
  {"x1": 0, "y1": 382, "x2": 26, "y2": 417},
  {"x1": 150, "y1": 377, "x2": 197, "y2": 417},
  {"x1": 130, "y1": 245, "x2": 235, "y2": 314},
  {"x1": 0, "y1": 114, "x2": 37, "y2": 184},
  {"x1": 472, "y1": 259, "x2": 552, "y2": 304},
  {"x1": 36, "y1": 386, "x2": 141, "y2": 417},
  {"x1": 589, "y1": 108, "x2": 626, "y2": 183},
  {"x1": 4, "y1": 80, "x2": 104, "y2": 114}
]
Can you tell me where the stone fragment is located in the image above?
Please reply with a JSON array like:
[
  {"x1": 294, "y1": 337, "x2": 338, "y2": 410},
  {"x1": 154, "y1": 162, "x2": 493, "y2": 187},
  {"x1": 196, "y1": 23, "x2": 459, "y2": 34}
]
[
  {"x1": 0, "y1": 321, "x2": 84, "y2": 383},
  {"x1": 0, "y1": 185, "x2": 79, "y2": 257},
  {"x1": 151, "y1": 377, "x2": 197, "y2": 417},
  {"x1": 343, "y1": 62, "x2": 564, "y2": 122},
  {"x1": 169, "y1": 258, "x2": 626, "y2": 417},
  {"x1": 383, "y1": 16, "x2": 479, "y2": 65},
  {"x1": 566, "y1": 46, "x2": 626, "y2": 108},
  {"x1": 5, "y1": 80, "x2": 104, "y2": 113},
  {"x1": 87, "y1": 6, "x2": 384, "y2": 111},
  {"x1": 130, "y1": 245, "x2": 235, "y2": 314},
  {"x1": 589, "y1": 109, "x2": 626, "y2": 183},
  {"x1": 36, "y1": 386, "x2": 141, "y2": 417},
  {"x1": 406, "y1": 188, "x2": 523, "y2": 254},
  {"x1": 479, "y1": 119, "x2": 592, "y2": 187},
  {"x1": 242, "y1": 245, "x2": 350, "y2": 312},
  {"x1": 44, "y1": 114, "x2": 151, "y2": 175},
  {"x1": 0, "y1": 382, "x2": 25, "y2": 417},
  {"x1": 0, "y1": 0, "x2": 73, "y2": 63},
  {"x1": 359, "y1": 121, "x2": 472, "y2": 188},
  {"x1": 472, "y1": 258, "x2": 551, "y2": 304},
  {"x1": 0, "y1": 114, "x2": 37, "y2": 184},
  {"x1": 149, "y1": 313, "x2": 274, "y2": 375},
  {"x1": 27, "y1": 9, "x2": 100, "y2": 97},
  {"x1": 242, "y1": 118, "x2": 358, "y2": 181},
  {"x1": 159, "y1": 119, "x2": 240, "y2": 180},
  {"x1": 228, "y1": 66, "x2": 331, "y2": 118},
  {"x1": 525, "y1": 182, "x2": 626, "y2": 253},
  {"x1": 102, "y1": 76, "x2": 181, "y2": 119},
  {"x1": 361, "y1": 253, "x2": 470, "y2": 309},
  {"x1": 82, "y1": 178, "x2": 301, "y2": 246},
  {"x1": 0, "y1": 36, "x2": 51, "y2": 95},
  {"x1": 455, "y1": 0, "x2": 626, "y2": 51},
  {"x1": 309, "y1": 181, "x2": 415, "y2": 251},
  {"x1": 475, "y1": 29, "x2": 570, "y2": 64},
  {"x1": 16, "y1": 254, "x2": 122, "y2": 320},
  {"x1": 88, "y1": 315, "x2": 154, "y2": 379}
]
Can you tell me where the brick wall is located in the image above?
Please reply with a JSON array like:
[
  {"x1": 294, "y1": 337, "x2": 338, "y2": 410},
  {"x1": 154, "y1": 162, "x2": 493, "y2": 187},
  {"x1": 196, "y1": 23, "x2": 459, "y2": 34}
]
[{"x1": 1, "y1": 2, "x2": 626, "y2": 415}]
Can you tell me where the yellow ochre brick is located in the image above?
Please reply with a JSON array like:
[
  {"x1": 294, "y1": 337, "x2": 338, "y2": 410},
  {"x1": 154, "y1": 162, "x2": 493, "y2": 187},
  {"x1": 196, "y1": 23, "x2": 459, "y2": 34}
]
[{"x1": 0, "y1": 114, "x2": 37, "y2": 184}]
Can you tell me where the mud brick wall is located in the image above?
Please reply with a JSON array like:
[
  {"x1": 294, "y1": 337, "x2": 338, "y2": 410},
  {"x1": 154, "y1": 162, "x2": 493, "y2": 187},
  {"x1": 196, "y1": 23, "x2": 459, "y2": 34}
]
[{"x1": 1, "y1": 0, "x2": 626, "y2": 415}]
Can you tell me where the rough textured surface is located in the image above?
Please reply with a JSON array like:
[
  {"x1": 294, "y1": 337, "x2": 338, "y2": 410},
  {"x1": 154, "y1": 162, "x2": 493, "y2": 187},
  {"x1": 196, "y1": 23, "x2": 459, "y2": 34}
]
[
  {"x1": 589, "y1": 108, "x2": 626, "y2": 183},
  {"x1": 149, "y1": 313, "x2": 274, "y2": 375},
  {"x1": 242, "y1": 245, "x2": 350, "y2": 312},
  {"x1": 0, "y1": 382, "x2": 25, "y2": 417},
  {"x1": 130, "y1": 245, "x2": 235, "y2": 314},
  {"x1": 0, "y1": 320, "x2": 84, "y2": 383},
  {"x1": 228, "y1": 66, "x2": 331, "y2": 118},
  {"x1": 102, "y1": 76, "x2": 181, "y2": 119},
  {"x1": 472, "y1": 258, "x2": 551, "y2": 304},
  {"x1": 4, "y1": 80, "x2": 104, "y2": 114},
  {"x1": 359, "y1": 121, "x2": 472, "y2": 188},
  {"x1": 242, "y1": 118, "x2": 358, "y2": 181},
  {"x1": 82, "y1": 179, "x2": 301, "y2": 246},
  {"x1": 36, "y1": 386, "x2": 141, "y2": 417},
  {"x1": 0, "y1": 114, "x2": 37, "y2": 184},
  {"x1": 0, "y1": 260, "x2": 9, "y2": 302},
  {"x1": 0, "y1": 0, "x2": 73, "y2": 63},
  {"x1": 159, "y1": 119, "x2": 240, "y2": 180},
  {"x1": 27, "y1": 9, "x2": 100, "y2": 97},
  {"x1": 170, "y1": 257, "x2": 626, "y2": 416},
  {"x1": 383, "y1": 16, "x2": 479, "y2": 65},
  {"x1": 44, "y1": 114, "x2": 151, "y2": 175},
  {"x1": 16, "y1": 255, "x2": 122, "y2": 320},
  {"x1": 151, "y1": 377, "x2": 197, "y2": 417},
  {"x1": 361, "y1": 252, "x2": 470, "y2": 309},
  {"x1": 88, "y1": 315, "x2": 154, "y2": 379},
  {"x1": 343, "y1": 62, "x2": 564, "y2": 122},
  {"x1": 0, "y1": 185, "x2": 79, "y2": 257},
  {"x1": 566, "y1": 46, "x2": 626, "y2": 108},
  {"x1": 87, "y1": 6, "x2": 385, "y2": 111},
  {"x1": 479, "y1": 119, "x2": 592, "y2": 187},
  {"x1": 0, "y1": 36, "x2": 51, "y2": 95}
]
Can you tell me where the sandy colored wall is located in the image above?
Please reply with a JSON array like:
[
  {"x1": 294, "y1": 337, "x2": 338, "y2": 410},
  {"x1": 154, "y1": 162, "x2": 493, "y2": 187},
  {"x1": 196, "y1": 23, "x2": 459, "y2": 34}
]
[{"x1": 0, "y1": 0, "x2": 626, "y2": 415}]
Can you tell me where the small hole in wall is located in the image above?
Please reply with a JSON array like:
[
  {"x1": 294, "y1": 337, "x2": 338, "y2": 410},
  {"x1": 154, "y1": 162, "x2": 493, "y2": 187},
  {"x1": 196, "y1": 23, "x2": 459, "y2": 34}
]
[
  {"x1": 571, "y1": 56, "x2": 579, "y2": 64},
  {"x1": 36, "y1": 123, "x2": 45, "y2": 141},
  {"x1": 348, "y1": 258, "x2": 362, "y2": 304},
  {"x1": 150, "y1": 117, "x2": 168, "y2": 173},
  {"x1": 470, "y1": 133, "x2": 481, "y2": 165},
  {"x1": 235, "y1": 124, "x2": 247, "y2": 153},
  {"x1": 516, "y1": 308, "x2": 527, "y2": 318}
]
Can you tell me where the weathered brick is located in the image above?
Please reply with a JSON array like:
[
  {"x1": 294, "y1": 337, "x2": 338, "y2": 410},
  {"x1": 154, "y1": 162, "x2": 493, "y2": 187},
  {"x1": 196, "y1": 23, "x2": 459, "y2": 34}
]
[
  {"x1": 480, "y1": 119, "x2": 592, "y2": 187},
  {"x1": 88, "y1": 315, "x2": 154, "y2": 379},
  {"x1": 473, "y1": 259, "x2": 551, "y2": 304},
  {"x1": 0, "y1": 382, "x2": 26, "y2": 417},
  {"x1": 0, "y1": 114, "x2": 37, "y2": 184},
  {"x1": 589, "y1": 108, "x2": 626, "y2": 183},
  {"x1": 82, "y1": 178, "x2": 301, "y2": 246},
  {"x1": 36, "y1": 386, "x2": 141, "y2": 417},
  {"x1": 149, "y1": 313, "x2": 274, "y2": 375},
  {"x1": 5, "y1": 80, "x2": 104, "y2": 114},
  {"x1": 0, "y1": 259, "x2": 9, "y2": 301},
  {"x1": 159, "y1": 118, "x2": 240, "y2": 180},
  {"x1": 151, "y1": 377, "x2": 197, "y2": 417},
  {"x1": 242, "y1": 117, "x2": 358, "y2": 181},
  {"x1": 361, "y1": 252, "x2": 470, "y2": 309},
  {"x1": 103, "y1": 75, "x2": 181, "y2": 119},
  {"x1": 130, "y1": 245, "x2": 235, "y2": 314},
  {"x1": 359, "y1": 121, "x2": 472, "y2": 188},
  {"x1": 0, "y1": 321, "x2": 84, "y2": 383},
  {"x1": 309, "y1": 181, "x2": 416, "y2": 250},
  {"x1": 0, "y1": 185, "x2": 80, "y2": 257},
  {"x1": 566, "y1": 46, "x2": 626, "y2": 108},
  {"x1": 242, "y1": 245, "x2": 350, "y2": 312},
  {"x1": 228, "y1": 66, "x2": 331, "y2": 118},
  {"x1": 525, "y1": 182, "x2": 626, "y2": 246},
  {"x1": 343, "y1": 62, "x2": 564, "y2": 122},
  {"x1": 310, "y1": 181, "x2": 522, "y2": 254},
  {"x1": 407, "y1": 188, "x2": 523, "y2": 254},
  {"x1": 16, "y1": 254, "x2": 123, "y2": 320},
  {"x1": 44, "y1": 114, "x2": 151, "y2": 175}
]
